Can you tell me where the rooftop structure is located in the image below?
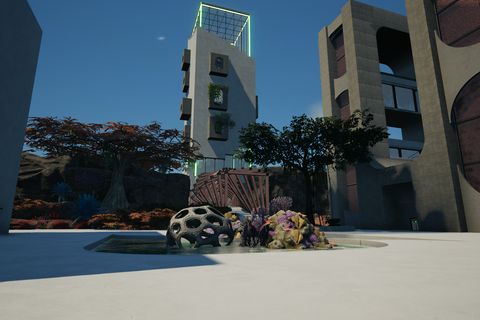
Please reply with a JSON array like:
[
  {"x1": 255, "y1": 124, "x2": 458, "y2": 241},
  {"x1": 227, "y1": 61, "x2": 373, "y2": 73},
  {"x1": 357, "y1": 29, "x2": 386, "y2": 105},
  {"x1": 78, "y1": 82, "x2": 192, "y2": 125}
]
[{"x1": 193, "y1": 2, "x2": 251, "y2": 57}]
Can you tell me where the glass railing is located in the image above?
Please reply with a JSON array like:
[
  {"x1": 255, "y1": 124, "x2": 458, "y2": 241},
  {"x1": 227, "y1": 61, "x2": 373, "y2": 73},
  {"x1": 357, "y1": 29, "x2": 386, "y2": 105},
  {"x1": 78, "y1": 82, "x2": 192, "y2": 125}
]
[{"x1": 193, "y1": 155, "x2": 250, "y2": 176}]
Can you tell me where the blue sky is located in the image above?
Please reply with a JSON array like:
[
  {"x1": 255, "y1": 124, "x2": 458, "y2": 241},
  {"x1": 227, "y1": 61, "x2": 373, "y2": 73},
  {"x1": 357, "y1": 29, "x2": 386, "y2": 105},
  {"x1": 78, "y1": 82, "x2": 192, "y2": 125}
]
[{"x1": 28, "y1": 0, "x2": 406, "y2": 130}]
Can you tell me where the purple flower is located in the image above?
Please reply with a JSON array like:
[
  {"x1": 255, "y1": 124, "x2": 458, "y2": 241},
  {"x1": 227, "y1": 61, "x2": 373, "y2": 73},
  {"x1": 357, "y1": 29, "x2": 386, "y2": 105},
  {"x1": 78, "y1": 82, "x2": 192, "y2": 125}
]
[{"x1": 309, "y1": 234, "x2": 318, "y2": 243}]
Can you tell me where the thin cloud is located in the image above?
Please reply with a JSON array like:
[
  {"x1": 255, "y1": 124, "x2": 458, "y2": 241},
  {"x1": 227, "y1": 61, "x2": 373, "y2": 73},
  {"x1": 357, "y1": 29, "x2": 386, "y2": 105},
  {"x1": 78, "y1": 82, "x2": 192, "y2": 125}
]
[{"x1": 157, "y1": 36, "x2": 166, "y2": 41}]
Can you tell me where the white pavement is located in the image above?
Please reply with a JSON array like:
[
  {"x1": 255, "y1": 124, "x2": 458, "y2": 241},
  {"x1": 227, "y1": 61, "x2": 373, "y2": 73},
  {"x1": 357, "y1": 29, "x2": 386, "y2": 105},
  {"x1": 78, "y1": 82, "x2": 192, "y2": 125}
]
[{"x1": 0, "y1": 230, "x2": 479, "y2": 320}]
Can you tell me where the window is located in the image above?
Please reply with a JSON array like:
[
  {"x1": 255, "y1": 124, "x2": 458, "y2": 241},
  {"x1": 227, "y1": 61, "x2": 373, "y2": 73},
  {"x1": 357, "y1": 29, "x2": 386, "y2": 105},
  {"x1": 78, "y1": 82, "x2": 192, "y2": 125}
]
[
  {"x1": 402, "y1": 149, "x2": 420, "y2": 159},
  {"x1": 389, "y1": 147, "x2": 420, "y2": 160},
  {"x1": 336, "y1": 90, "x2": 350, "y2": 120},
  {"x1": 388, "y1": 127, "x2": 403, "y2": 140},
  {"x1": 383, "y1": 83, "x2": 419, "y2": 112},
  {"x1": 435, "y1": 0, "x2": 480, "y2": 47},
  {"x1": 382, "y1": 84, "x2": 395, "y2": 108},
  {"x1": 395, "y1": 87, "x2": 416, "y2": 111},
  {"x1": 330, "y1": 27, "x2": 346, "y2": 78},
  {"x1": 389, "y1": 148, "x2": 401, "y2": 159}
]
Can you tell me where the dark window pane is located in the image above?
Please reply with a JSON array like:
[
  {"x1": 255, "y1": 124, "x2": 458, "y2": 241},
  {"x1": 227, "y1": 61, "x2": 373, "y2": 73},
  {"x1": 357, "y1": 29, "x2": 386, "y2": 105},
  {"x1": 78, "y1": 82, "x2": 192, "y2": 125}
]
[
  {"x1": 457, "y1": 119, "x2": 480, "y2": 165},
  {"x1": 435, "y1": 0, "x2": 458, "y2": 12},
  {"x1": 454, "y1": 72, "x2": 480, "y2": 123},
  {"x1": 336, "y1": 56, "x2": 346, "y2": 78},
  {"x1": 340, "y1": 105, "x2": 350, "y2": 120},
  {"x1": 465, "y1": 163, "x2": 480, "y2": 193},
  {"x1": 336, "y1": 90, "x2": 349, "y2": 108},
  {"x1": 396, "y1": 87, "x2": 416, "y2": 111},
  {"x1": 402, "y1": 149, "x2": 420, "y2": 159},
  {"x1": 383, "y1": 84, "x2": 395, "y2": 108},
  {"x1": 389, "y1": 148, "x2": 401, "y2": 159},
  {"x1": 437, "y1": 0, "x2": 480, "y2": 46}
]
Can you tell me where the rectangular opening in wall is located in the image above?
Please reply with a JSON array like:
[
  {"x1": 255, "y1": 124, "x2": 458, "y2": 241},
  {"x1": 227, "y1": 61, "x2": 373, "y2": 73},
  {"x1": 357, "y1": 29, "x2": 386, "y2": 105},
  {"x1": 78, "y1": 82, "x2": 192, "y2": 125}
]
[
  {"x1": 387, "y1": 126, "x2": 403, "y2": 140},
  {"x1": 329, "y1": 27, "x2": 346, "y2": 78},
  {"x1": 209, "y1": 84, "x2": 228, "y2": 111}
]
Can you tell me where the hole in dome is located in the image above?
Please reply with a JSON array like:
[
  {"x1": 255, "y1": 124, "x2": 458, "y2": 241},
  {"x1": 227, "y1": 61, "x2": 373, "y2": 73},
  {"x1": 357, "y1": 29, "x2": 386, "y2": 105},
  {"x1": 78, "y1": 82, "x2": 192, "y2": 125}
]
[
  {"x1": 171, "y1": 223, "x2": 181, "y2": 234},
  {"x1": 186, "y1": 218, "x2": 201, "y2": 228},
  {"x1": 175, "y1": 210, "x2": 188, "y2": 219},
  {"x1": 194, "y1": 208, "x2": 207, "y2": 214},
  {"x1": 180, "y1": 235, "x2": 195, "y2": 247},
  {"x1": 206, "y1": 215, "x2": 223, "y2": 226},
  {"x1": 202, "y1": 227, "x2": 215, "y2": 235}
]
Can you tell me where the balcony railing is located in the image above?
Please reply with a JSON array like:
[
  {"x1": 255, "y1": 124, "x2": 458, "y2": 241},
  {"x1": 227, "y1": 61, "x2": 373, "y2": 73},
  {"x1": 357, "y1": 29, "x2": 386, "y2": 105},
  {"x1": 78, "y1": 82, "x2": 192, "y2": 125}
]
[
  {"x1": 388, "y1": 138, "x2": 422, "y2": 160},
  {"x1": 193, "y1": 155, "x2": 250, "y2": 177},
  {"x1": 180, "y1": 98, "x2": 192, "y2": 121}
]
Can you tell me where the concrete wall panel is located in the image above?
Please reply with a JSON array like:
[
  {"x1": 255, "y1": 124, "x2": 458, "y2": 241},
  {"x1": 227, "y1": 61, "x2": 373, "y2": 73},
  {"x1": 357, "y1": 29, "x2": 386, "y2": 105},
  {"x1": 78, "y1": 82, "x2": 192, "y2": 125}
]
[{"x1": 0, "y1": 0, "x2": 42, "y2": 233}]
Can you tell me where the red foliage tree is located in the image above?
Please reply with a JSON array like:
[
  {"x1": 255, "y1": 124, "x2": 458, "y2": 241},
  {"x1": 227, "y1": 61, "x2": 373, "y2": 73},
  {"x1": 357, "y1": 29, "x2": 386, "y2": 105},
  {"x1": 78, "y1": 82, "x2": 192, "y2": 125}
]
[{"x1": 25, "y1": 117, "x2": 200, "y2": 210}]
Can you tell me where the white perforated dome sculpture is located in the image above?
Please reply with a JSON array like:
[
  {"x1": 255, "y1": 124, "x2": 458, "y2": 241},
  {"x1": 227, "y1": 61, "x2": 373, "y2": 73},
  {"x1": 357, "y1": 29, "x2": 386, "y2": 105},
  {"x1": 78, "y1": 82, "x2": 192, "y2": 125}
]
[{"x1": 167, "y1": 206, "x2": 234, "y2": 248}]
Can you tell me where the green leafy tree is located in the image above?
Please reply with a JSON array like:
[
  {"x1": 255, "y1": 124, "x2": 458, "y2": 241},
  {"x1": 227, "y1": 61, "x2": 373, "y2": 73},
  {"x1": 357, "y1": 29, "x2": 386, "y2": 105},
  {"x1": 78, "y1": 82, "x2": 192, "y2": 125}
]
[
  {"x1": 237, "y1": 122, "x2": 280, "y2": 168},
  {"x1": 25, "y1": 117, "x2": 201, "y2": 210},
  {"x1": 238, "y1": 111, "x2": 387, "y2": 220}
]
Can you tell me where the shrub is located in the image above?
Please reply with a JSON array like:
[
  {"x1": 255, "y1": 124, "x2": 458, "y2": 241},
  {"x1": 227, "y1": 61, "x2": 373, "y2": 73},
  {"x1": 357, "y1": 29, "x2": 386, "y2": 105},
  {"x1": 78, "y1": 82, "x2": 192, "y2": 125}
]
[
  {"x1": 74, "y1": 194, "x2": 101, "y2": 220},
  {"x1": 10, "y1": 219, "x2": 38, "y2": 229},
  {"x1": 269, "y1": 196, "x2": 293, "y2": 214},
  {"x1": 46, "y1": 220, "x2": 72, "y2": 229},
  {"x1": 52, "y1": 182, "x2": 72, "y2": 202}
]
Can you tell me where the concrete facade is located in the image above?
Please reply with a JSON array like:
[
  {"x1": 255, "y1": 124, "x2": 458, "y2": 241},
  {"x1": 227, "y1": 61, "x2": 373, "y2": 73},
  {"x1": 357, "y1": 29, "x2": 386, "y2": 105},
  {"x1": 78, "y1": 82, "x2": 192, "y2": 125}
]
[
  {"x1": 185, "y1": 28, "x2": 256, "y2": 160},
  {"x1": 0, "y1": 0, "x2": 42, "y2": 234},
  {"x1": 319, "y1": 0, "x2": 479, "y2": 231},
  {"x1": 180, "y1": 4, "x2": 256, "y2": 179}
]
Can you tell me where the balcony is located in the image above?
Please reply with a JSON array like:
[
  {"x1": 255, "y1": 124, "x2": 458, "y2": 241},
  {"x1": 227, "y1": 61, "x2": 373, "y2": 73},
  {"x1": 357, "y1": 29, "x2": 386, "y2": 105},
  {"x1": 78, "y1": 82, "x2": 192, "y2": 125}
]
[
  {"x1": 388, "y1": 138, "x2": 422, "y2": 160},
  {"x1": 183, "y1": 124, "x2": 191, "y2": 139},
  {"x1": 182, "y1": 70, "x2": 189, "y2": 93},
  {"x1": 193, "y1": 155, "x2": 250, "y2": 176},
  {"x1": 181, "y1": 49, "x2": 190, "y2": 71},
  {"x1": 208, "y1": 116, "x2": 228, "y2": 141},
  {"x1": 180, "y1": 98, "x2": 192, "y2": 121}
]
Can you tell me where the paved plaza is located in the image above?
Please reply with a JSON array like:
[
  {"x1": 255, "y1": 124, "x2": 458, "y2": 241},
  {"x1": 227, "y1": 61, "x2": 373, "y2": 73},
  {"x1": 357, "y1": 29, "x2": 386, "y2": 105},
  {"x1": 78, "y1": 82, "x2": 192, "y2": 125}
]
[{"x1": 0, "y1": 230, "x2": 479, "y2": 320}]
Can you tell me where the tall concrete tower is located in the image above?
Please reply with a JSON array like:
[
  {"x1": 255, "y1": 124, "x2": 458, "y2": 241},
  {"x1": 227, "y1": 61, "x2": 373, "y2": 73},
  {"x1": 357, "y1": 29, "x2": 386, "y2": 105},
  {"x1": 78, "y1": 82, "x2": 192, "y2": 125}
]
[
  {"x1": 0, "y1": 0, "x2": 42, "y2": 234},
  {"x1": 180, "y1": 2, "x2": 257, "y2": 180}
]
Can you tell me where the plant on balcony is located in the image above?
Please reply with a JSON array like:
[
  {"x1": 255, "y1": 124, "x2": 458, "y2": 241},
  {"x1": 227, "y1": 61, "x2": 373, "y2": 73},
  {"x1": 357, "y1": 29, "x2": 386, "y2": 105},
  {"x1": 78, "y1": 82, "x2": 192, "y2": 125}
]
[
  {"x1": 212, "y1": 112, "x2": 235, "y2": 134},
  {"x1": 208, "y1": 83, "x2": 223, "y2": 105}
]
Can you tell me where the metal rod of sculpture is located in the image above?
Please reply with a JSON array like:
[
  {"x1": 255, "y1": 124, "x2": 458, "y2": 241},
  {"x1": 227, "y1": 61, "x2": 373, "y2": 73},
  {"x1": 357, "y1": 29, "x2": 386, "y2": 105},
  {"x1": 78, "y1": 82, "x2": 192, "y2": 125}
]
[{"x1": 190, "y1": 168, "x2": 269, "y2": 213}]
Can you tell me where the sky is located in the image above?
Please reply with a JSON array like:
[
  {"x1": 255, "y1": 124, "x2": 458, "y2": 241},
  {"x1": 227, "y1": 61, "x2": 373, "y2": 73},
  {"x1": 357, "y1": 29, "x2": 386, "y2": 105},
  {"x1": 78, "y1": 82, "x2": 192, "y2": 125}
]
[{"x1": 27, "y1": 0, "x2": 406, "y2": 131}]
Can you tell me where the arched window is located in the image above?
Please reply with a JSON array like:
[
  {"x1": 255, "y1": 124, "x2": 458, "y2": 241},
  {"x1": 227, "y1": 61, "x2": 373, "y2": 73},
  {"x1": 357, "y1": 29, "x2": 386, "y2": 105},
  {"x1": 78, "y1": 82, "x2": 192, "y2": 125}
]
[
  {"x1": 435, "y1": 0, "x2": 480, "y2": 47},
  {"x1": 453, "y1": 72, "x2": 480, "y2": 192}
]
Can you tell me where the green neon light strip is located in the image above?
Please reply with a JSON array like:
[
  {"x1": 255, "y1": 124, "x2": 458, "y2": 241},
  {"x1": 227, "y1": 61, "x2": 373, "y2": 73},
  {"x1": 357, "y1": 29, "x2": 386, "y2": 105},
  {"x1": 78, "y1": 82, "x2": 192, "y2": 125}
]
[
  {"x1": 201, "y1": 3, "x2": 250, "y2": 17},
  {"x1": 248, "y1": 17, "x2": 251, "y2": 57},
  {"x1": 199, "y1": 4, "x2": 203, "y2": 27}
]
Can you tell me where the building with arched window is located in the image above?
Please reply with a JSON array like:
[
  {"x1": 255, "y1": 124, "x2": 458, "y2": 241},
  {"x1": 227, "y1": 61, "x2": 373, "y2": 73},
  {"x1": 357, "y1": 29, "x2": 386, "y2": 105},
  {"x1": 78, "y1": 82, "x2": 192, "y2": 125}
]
[{"x1": 318, "y1": 0, "x2": 480, "y2": 231}]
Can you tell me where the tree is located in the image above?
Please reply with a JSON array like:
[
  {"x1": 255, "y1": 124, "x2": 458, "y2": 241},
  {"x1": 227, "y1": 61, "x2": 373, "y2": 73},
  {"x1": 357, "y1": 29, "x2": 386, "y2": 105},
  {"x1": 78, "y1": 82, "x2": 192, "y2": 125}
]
[
  {"x1": 238, "y1": 111, "x2": 387, "y2": 220},
  {"x1": 237, "y1": 122, "x2": 280, "y2": 169},
  {"x1": 25, "y1": 117, "x2": 200, "y2": 210}
]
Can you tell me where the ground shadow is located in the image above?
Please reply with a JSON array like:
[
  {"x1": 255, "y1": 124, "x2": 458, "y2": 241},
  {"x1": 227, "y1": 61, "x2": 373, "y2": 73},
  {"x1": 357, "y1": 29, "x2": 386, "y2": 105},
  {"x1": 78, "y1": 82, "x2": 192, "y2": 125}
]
[{"x1": 0, "y1": 231, "x2": 218, "y2": 282}]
